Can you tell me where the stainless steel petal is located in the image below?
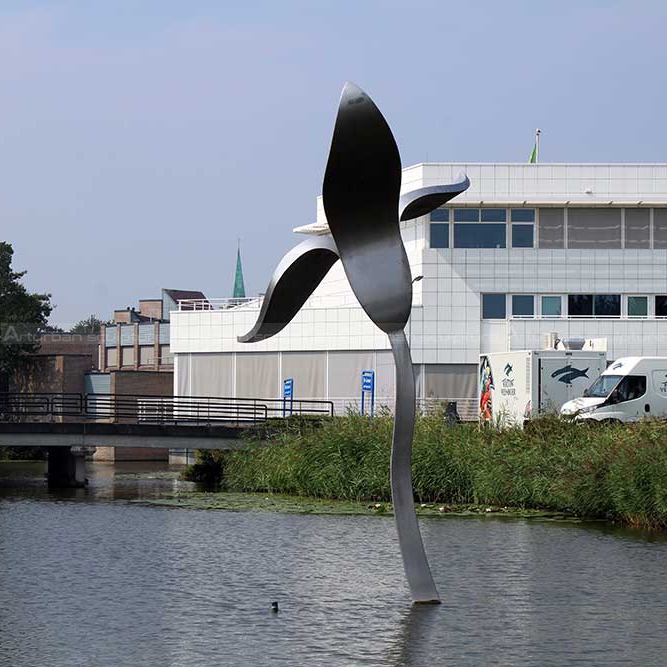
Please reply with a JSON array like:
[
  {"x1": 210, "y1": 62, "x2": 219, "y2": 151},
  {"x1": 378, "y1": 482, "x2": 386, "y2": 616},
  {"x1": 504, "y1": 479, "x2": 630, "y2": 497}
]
[
  {"x1": 322, "y1": 81, "x2": 411, "y2": 334},
  {"x1": 399, "y1": 174, "x2": 470, "y2": 221},
  {"x1": 237, "y1": 236, "x2": 339, "y2": 343}
]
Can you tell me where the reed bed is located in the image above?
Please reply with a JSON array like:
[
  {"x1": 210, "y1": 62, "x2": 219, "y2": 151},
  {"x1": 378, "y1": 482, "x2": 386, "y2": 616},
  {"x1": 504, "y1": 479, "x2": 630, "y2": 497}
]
[{"x1": 194, "y1": 413, "x2": 667, "y2": 529}]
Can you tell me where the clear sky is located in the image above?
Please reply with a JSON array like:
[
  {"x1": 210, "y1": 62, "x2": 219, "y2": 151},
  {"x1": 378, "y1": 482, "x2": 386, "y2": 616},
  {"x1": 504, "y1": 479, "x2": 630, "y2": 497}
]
[{"x1": 1, "y1": 0, "x2": 666, "y2": 327}]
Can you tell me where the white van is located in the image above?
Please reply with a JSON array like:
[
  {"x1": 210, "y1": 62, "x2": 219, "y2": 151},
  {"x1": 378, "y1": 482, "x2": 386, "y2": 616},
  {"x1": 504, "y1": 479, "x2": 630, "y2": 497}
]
[{"x1": 561, "y1": 357, "x2": 667, "y2": 423}]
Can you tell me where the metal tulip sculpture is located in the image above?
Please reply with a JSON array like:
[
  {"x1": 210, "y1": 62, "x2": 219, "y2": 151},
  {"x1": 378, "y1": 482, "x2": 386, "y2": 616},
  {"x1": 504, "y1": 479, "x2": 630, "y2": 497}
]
[{"x1": 239, "y1": 82, "x2": 469, "y2": 603}]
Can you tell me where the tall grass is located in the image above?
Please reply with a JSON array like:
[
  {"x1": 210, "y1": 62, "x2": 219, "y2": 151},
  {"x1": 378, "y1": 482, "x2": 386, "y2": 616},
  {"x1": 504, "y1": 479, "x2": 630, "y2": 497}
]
[{"x1": 218, "y1": 413, "x2": 667, "y2": 528}]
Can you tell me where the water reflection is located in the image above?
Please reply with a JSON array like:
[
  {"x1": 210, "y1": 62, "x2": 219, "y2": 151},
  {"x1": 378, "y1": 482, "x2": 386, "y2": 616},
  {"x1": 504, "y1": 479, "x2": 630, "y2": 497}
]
[
  {"x1": 387, "y1": 604, "x2": 440, "y2": 667},
  {"x1": 1, "y1": 462, "x2": 666, "y2": 666}
]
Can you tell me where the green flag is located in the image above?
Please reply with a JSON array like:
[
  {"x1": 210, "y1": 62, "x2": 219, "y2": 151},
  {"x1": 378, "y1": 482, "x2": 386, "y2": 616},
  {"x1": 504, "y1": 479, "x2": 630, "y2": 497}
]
[
  {"x1": 233, "y1": 246, "x2": 246, "y2": 298},
  {"x1": 528, "y1": 141, "x2": 537, "y2": 164}
]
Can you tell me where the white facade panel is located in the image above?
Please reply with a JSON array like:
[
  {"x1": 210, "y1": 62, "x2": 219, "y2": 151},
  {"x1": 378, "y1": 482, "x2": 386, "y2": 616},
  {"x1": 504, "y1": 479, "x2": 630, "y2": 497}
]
[{"x1": 171, "y1": 161, "x2": 667, "y2": 411}]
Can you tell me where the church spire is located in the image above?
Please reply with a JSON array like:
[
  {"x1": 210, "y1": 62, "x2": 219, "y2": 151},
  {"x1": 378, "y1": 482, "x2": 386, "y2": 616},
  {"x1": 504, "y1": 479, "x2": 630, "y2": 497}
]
[{"x1": 233, "y1": 239, "x2": 246, "y2": 298}]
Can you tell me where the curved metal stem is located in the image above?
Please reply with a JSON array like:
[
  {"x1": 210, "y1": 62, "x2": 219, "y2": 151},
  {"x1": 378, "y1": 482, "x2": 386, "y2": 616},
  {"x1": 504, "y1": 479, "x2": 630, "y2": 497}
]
[{"x1": 389, "y1": 329, "x2": 440, "y2": 604}]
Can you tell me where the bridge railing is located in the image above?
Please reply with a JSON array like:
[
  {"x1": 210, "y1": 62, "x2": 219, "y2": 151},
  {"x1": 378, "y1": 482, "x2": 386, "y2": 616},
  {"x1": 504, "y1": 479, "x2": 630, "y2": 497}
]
[
  {"x1": 85, "y1": 394, "x2": 270, "y2": 424},
  {"x1": 84, "y1": 394, "x2": 334, "y2": 424},
  {"x1": 0, "y1": 392, "x2": 335, "y2": 424},
  {"x1": 0, "y1": 393, "x2": 83, "y2": 421}
]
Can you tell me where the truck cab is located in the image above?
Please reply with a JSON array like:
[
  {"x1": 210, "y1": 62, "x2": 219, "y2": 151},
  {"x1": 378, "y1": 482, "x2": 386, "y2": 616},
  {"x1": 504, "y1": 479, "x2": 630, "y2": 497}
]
[{"x1": 561, "y1": 357, "x2": 667, "y2": 423}]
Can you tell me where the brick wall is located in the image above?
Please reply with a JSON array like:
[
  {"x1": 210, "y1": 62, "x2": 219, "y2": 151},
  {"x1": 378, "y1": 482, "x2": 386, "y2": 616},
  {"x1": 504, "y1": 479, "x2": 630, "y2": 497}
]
[
  {"x1": 38, "y1": 334, "x2": 100, "y2": 366},
  {"x1": 139, "y1": 299, "x2": 163, "y2": 320},
  {"x1": 12, "y1": 354, "x2": 94, "y2": 394},
  {"x1": 110, "y1": 370, "x2": 173, "y2": 396}
]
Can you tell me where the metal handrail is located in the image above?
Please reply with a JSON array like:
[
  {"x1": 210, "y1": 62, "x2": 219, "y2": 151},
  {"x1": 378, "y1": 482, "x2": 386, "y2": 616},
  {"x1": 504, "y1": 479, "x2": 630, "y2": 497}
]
[
  {"x1": 0, "y1": 391, "x2": 334, "y2": 423},
  {"x1": 84, "y1": 393, "x2": 333, "y2": 423},
  {"x1": 0, "y1": 392, "x2": 83, "y2": 418}
]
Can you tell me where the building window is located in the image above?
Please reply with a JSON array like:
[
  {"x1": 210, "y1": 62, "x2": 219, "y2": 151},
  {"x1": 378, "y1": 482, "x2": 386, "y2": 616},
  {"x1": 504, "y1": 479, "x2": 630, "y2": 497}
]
[
  {"x1": 480, "y1": 209, "x2": 506, "y2": 222},
  {"x1": 511, "y1": 209, "x2": 534, "y2": 248},
  {"x1": 537, "y1": 208, "x2": 564, "y2": 248},
  {"x1": 511, "y1": 209, "x2": 535, "y2": 223},
  {"x1": 568, "y1": 294, "x2": 620, "y2": 317},
  {"x1": 595, "y1": 294, "x2": 621, "y2": 317},
  {"x1": 482, "y1": 294, "x2": 506, "y2": 319},
  {"x1": 121, "y1": 347, "x2": 135, "y2": 367},
  {"x1": 430, "y1": 209, "x2": 449, "y2": 222},
  {"x1": 106, "y1": 348, "x2": 118, "y2": 368},
  {"x1": 430, "y1": 223, "x2": 449, "y2": 248},
  {"x1": 655, "y1": 295, "x2": 667, "y2": 317},
  {"x1": 512, "y1": 295, "x2": 534, "y2": 317},
  {"x1": 454, "y1": 209, "x2": 479, "y2": 222},
  {"x1": 454, "y1": 224, "x2": 506, "y2": 248},
  {"x1": 627, "y1": 296, "x2": 648, "y2": 317},
  {"x1": 451, "y1": 208, "x2": 508, "y2": 248},
  {"x1": 567, "y1": 208, "x2": 621, "y2": 249},
  {"x1": 625, "y1": 209, "x2": 650, "y2": 249},
  {"x1": 568, "y1": 294, "x2": 593, "y2": 317},
  {"x1": 512, "y1": 224, "x2": 534, "y2": 248},
  {"x1": 654, "y1": 210, "x2": 667, "y2": 249},
  {"x1": 541, "y1": 296, "x2": 562, "y2": 317}
]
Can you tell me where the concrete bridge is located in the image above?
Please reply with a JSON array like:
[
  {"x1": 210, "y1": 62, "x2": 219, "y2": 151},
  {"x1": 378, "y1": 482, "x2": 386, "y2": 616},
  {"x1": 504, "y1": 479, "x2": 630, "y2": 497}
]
[{"x1": 0, "y1": 392, "x2": 333, "y2": 487}]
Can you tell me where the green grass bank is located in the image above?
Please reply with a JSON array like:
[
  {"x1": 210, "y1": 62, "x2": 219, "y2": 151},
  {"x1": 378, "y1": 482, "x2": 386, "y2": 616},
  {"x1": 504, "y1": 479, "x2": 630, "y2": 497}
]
[{"x1": 185, "y1": 414, "x2": 667, "y2": 529}]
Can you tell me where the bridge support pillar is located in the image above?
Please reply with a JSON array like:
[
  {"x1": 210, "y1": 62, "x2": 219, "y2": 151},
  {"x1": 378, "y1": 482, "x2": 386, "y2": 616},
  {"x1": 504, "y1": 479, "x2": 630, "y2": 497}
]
[{"x1": 47, "y1": 446, "x2": 87, "y2": 488}]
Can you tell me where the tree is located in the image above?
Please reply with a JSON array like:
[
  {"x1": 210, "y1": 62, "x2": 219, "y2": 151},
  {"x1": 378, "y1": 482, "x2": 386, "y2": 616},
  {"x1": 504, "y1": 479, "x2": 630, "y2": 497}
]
[
  {"x1": 0, "y1": 243, "x2": 52, "y2": 377},
  {"x1": 70, "y1": 315, "x2": 110, "y2": 335}
]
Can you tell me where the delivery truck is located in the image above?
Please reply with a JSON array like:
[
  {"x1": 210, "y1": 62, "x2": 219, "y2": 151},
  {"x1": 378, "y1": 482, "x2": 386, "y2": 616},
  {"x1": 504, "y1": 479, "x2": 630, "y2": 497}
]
[
  {"x1": 479, "y1": 350, "x2": 607, "y2": 427},
  {"x1": 561, "y1": 357, "x2": 667, "y2": 423}
]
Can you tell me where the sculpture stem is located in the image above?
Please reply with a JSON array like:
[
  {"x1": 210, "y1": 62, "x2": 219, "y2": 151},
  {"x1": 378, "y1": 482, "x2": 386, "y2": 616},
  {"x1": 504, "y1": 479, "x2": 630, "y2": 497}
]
[{"x1": 389, "y1": 329, "x2": 440, "y2": 604}]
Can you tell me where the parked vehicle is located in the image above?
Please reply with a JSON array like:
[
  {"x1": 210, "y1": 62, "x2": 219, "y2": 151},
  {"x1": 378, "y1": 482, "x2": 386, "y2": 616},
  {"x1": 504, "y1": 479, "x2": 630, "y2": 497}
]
[
  {"x1": 561, "y1": 357, "x2": 667, "y2": 423},
  {"x1": 479, "y1": 350, "x2": 607, "y2": 427}
]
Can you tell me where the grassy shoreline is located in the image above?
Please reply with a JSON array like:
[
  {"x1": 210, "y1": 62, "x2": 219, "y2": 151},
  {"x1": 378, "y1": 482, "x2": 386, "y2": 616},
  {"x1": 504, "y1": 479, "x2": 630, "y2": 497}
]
[{"x1": 184, "y1": 413, "x2": 667, "y2": 530}]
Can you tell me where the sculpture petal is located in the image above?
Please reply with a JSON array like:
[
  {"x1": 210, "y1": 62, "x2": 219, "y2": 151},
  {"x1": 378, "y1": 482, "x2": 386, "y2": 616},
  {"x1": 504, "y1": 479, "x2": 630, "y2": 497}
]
[
  {"x1": 399, "y1": 173, "x2": 470, "y2": 221},
  {"x1": 322, "y1": 82, "x2": 411, "y2": 334},
  {"x1": 237, "y1": 236, "x2": 339, "y2": 343}
]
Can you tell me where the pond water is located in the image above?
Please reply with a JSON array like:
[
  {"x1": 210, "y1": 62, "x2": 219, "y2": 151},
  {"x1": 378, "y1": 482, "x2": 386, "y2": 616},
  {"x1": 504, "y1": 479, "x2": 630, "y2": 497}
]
[{"x1": 1, "y1": 461, "x2": 666, "y2": 667}]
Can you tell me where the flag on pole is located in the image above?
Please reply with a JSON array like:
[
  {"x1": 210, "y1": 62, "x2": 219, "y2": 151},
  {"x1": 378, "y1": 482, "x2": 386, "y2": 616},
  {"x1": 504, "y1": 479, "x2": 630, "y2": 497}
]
[
  {"x1": 528, "y1": 142, "x2": 537, "y2": 164},
  {"x1": 528, "y1": 128, "x2": 541, "y2": 163}
]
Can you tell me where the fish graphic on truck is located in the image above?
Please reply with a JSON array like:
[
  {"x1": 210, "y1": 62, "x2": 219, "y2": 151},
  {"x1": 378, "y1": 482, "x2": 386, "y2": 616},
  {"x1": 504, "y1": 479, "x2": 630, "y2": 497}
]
[{"x1": 550, "y1": 365, "x2": 589, "y2": 385}]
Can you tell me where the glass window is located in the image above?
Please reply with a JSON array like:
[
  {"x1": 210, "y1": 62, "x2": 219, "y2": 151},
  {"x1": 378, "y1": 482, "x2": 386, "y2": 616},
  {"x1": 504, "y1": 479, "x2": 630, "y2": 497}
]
[
  {"x1": 656, "y1": 295, "x2": 667, "y2": 317},
  {"x1": 610, "y1": 375, "x2": 647, "y2": 403},
  {"x1": 454, "y1": 224, "x2": 506, "y2": 248},
  {"x1": 512, "y1": 295, "x2": 534, "y2": 317},
  {"x1": 430, "y1": 209, "x2": 449, "y2": 222},
  {"x1": 628, "y1": 296, "x2": 648, "y2": 317},
  {"x1": 587, "y1": 374, "x2": 621, "y2": 398},
  {"x1": 121, "y1": 347, "x2": 135, "y2": 367},
  {"x1": 454, "y1": 209, "x2": 479, "y2": 222},
  {"x1": 594, "y1": 294, "x2": 620, "y2": 317},
  {"x1": 512, "y1": 224, "x2": 534, "y2": 248},
  {"x1": 567, "y1": 208, "x2": 621, "y2": 249},
  {"x1": 106, "y1": 348, "x2": 118, "y2": 367},
  {"x1": 625, "y1": 209, "x2": 650, "y2": 249},
  {"x1": 480, "y1": 209, "x2": 506, "y2": 222},
  {"x1": 430, "y1": 223, "x2": 449, "y2": 248},
  {"x1": 511, "y1": 209, "x2": 535, "y2": 222},
  {"x1": 482, "y1": 294, "x2": 506, "y2": 319},
  {"x1": 538, "y1": 208, "x2": 564, "y2": 248},
  {"x1": 569, "y1": 294, "x2": 593, "y2": 317},
  {"x1": 541, "y1": 296, "x2": 562, "y2": 317},
  {"x1": 654, "y1": 210, "x2": 667, "y2": 248}
]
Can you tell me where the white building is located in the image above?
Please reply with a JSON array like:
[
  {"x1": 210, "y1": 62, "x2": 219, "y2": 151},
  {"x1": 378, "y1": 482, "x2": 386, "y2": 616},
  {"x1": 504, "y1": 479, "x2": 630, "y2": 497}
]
[{"x1": 171, "y1": 162, "x2": 667, "y2": 418}]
